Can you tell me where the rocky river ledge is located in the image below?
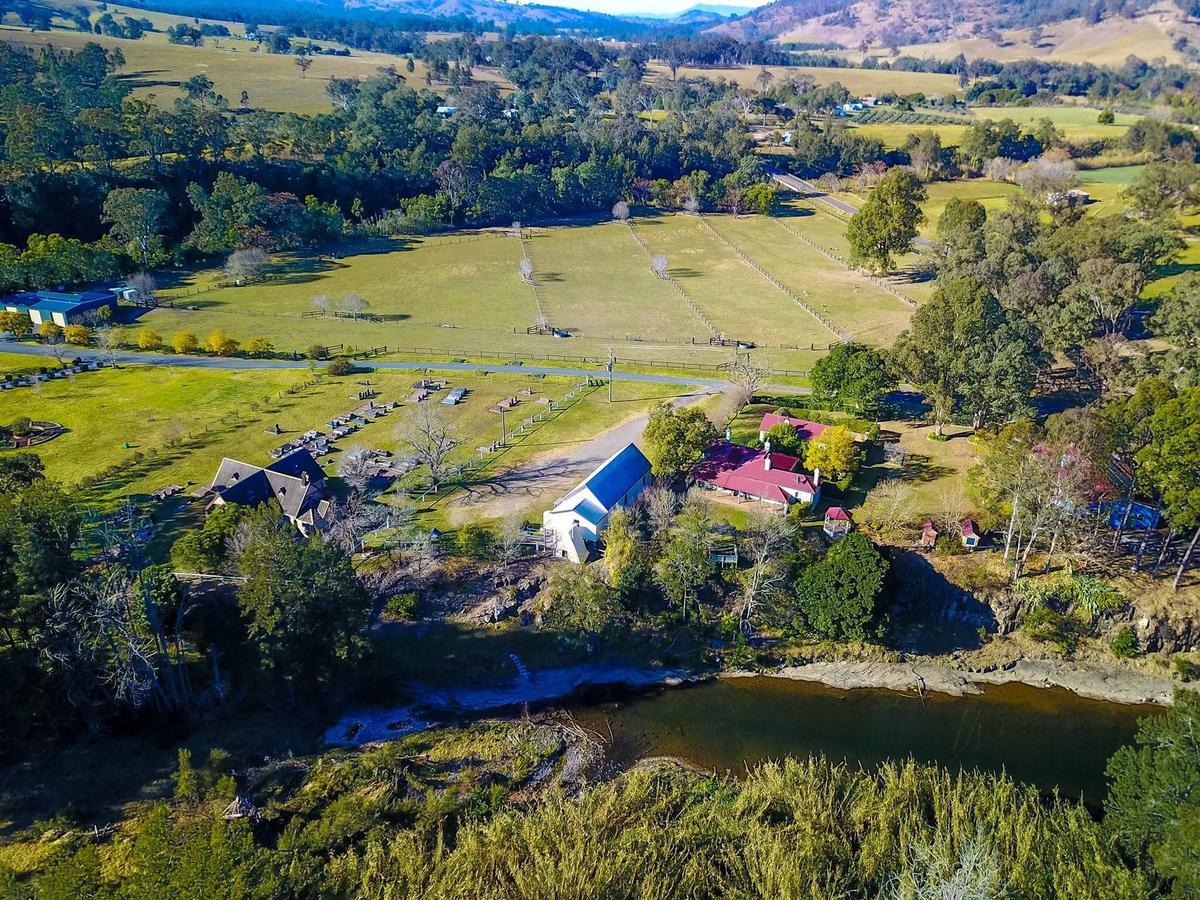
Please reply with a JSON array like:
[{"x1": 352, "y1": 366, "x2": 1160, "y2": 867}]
[
  {"x1": 746, "y1": 658, "x2": 1180, "y2": 706},
  {"x1": 324, "y1": 654, "x2": 1180, "y2": 748}
]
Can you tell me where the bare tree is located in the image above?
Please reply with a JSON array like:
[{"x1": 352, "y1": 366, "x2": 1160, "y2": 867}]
[
  {"x1": 337, "y1": 448, "x2": 376, "y2": 494},
  {"x1": 328, "y1": 491, "x2": 389, "y2": 553},
  {"x1": 519, "y1": 258, "x2": 534, "y2": 284},
  {"x1": 495, "y1": 514, "x2": 525, "y2": 577},
  {"x1": 95, "y1": 327, "x2": 123, "y2": 366},
  {"x1": 224, "y1": 247, "x2": 269, "y2": 281},
  {"x1": 729, "y1": 354, "x2": 769, "y2": 408},
  {"x1": 128, "y1": 271, "x2": 157, "y2": 304},
  {"x1": 312, "y1": 294, "x2": 331, "y2": 315},
  {"x1": 682, "y1": 194, "x2": 701, "y2": 215},
  {"x1": 984, "y1": 157, "x2": 1020, "y2": 182},
  {"x1": 611, "y1": 200, "x2": 630, "y2": 221},
  {"x1": 643, "y1": 486, "x2": 677, "y2": 540},
  {"x1": 739, "y1": 509, "x2": 795, "y2": 629},
  {"x1": 1015, "y1": 155, "x2": 1079, "y2": 197},
  {"x1": 816, "y1": 172, "x2": 843, "y2": 193},
  {"x1": 860, "y1": 479, "x2": 916, "y2": 534},
  {"x1": 295, "y1": 53, "x2": 313, "y2": 78},
  {"x1": 340, "y1": 293, "x2": 370, "y2": 317},
  {"x1": 650, "y1": 254, "x2": 669, "y2": 279},
  {"x1": 510, "y1": 220, "x2": 522, "y2": 238},
  {"x1": 400, "y1": 405, "x2": 458, "y2": 491}
]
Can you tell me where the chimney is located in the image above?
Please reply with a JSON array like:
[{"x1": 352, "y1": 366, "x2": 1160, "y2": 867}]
[
  {"x1": 813, "y1": 467, "x2": 820, "y2": 486},
  {"x1": 302, "y1": 471, "x2": 310, "y2": 485},
  {"x1": 763, "y1": 440, "x2": 771, "y2": 471},
  {"x1": 725, "y1": 427, "x2": 731, "y2": 442}
]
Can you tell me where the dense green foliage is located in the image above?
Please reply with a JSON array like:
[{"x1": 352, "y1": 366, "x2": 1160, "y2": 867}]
[
  {"x1": 1107, "y1": 691, "x2": 1200, "y2": 895},
  {"x1": 642, "y1": 403, "x2": 717, "y2": 478},
  {"x1": 780, "y1": 532, "x2": 887, "y2": 640},
  {"x1": 2, "y1": 724, "x2": 1162, "y2": 898}
]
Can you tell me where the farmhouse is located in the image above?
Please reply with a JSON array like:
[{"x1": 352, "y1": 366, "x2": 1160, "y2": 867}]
[
  {"x1": 206, "y1": 448, "x2": 333, "y2": 536},
  {"x1": 690, "y1": 440, "x2": 821, "y2": 509},
  {"x1": 758, "y1": 412, "x2": 829, "y2": 443},
  {"x1": 542, "y1": 442, "x2": 653, "y2": 563},
  {"x1": 2, "y1": 289, "x2": 117, "y2": 327}
]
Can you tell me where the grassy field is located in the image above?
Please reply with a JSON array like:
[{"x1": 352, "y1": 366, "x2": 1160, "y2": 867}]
[
  {"x1": 711, "y1": 214, "x2": 914, "y2": 345},
  {"x1": 135, "y1": 213, "x2": 915, "y2": 372},
  {"x1": 893, "y1": 13, "x2": 1188, "y2": 67},
  {"x1": 847, "y1": 105, "x2": 1138, "y2": 151},
  {"x1": 0, "y1": 3, "x2": 511, "y2": 113},
  {"x1": 0, "y1": 361, "x2": 639, "y2": 505},
  {"x1": 968, "y1": 105, "x2": 1140, "y2": 140},
  {"x1": 647, "y1": 63, "x2": 961, "y2": 97}
]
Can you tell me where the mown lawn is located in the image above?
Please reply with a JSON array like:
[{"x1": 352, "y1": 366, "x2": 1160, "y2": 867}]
[{"x1": 0, "y1": 363, "x2": 597, "y2": 503}]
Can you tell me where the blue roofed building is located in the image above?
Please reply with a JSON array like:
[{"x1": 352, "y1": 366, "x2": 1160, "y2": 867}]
[
  {"x1": 542, "y1": 442, "x2": 653, "y2": 563},
  {"x1": 2, "y1": 290, "x2": 117, "y2": 328}
]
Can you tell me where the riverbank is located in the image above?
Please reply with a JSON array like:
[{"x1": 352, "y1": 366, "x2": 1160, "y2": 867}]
[
  {"x1": 746, "y1": 657, "x2": 1179, "y2": 706},
  {"x1": 324, "y1": 662, "x2": 700, "y2": 745}
]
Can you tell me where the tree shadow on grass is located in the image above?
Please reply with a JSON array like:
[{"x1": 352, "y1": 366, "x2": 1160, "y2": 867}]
[{"x1": 775, "y1": 205, "x2": 816, "y2": 219}]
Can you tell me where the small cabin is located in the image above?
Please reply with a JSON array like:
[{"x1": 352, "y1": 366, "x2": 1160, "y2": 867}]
[
  {"x1": 960, "y1": 518, "x2": 981, "y2": 550},
  {"x1": 920, "y1": 520, "x2": 938, "y2": 550},
  {"x1": 823, "y1": 506, "x2": 851, "y2": 539}
]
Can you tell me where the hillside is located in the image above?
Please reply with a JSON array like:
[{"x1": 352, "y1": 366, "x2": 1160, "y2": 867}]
[{"x1": 712, "y1": 0, "x2": 1200, "y2": 64}]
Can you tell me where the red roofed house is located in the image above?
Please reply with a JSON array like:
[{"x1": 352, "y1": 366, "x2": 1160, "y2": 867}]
[
  {"x1": 690, "y1": 439, "x2": 822, "y2": 509},
  {"x1": 758, "y1": 413, "x2": 829, "y2": 444},
  {"x1": 823, "y1": 506, "x2": 851, "y2": 539},
  {"x1": 960, "y1": 518, "x2": 982, "y2": 550}
]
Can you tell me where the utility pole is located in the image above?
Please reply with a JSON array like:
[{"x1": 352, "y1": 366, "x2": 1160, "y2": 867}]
[
  {"x1": 497, "y1": 404, "x2": 507, "y2": 447},
  {"x1": 606, "y1": 346, "x2": 615, "y2": 403}
]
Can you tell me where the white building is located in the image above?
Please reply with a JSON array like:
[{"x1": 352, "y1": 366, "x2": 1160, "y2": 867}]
[{"x1": 542, "y1": 443, "x2": 653, "y2": 563}]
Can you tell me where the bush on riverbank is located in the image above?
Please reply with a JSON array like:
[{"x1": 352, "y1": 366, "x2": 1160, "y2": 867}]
[{"x1": 2, "y1": 717, "x2": 1173, "y2": 898}]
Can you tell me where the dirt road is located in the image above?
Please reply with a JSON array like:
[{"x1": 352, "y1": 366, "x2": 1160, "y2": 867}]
[{"x1": 445, "y1": 385, "x2": 728, "y2": 523}]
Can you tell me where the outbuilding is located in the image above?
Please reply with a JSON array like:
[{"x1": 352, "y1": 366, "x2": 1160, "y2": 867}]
[{"x1": 2, "y1": 290, "x2": 117, "y2": 327}]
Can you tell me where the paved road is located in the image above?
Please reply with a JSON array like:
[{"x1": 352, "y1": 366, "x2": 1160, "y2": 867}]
[
  {"x1": 0, "y1": 338, "x2": 728, "y2": 388},
  {"x1": 768, "y1": 169, "x2": 935, "y2": 250}
]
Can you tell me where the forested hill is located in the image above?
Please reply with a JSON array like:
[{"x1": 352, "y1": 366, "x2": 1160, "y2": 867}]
[
  {"x1": 710, "y1": 0, "x2": 1198, "y2": 47},
  {"x1": 119, "y1": 0, "x2": 710, "y2": 38}
]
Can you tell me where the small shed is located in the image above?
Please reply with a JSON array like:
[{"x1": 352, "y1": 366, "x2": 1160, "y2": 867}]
[
  {"x1": 920, "y1": 521, "x2": 938, "y2": 550},
  {"x1": 823, "y1": 506, "x2": 851, "y2": 539},
  {"x1": 960, "y1": 518, "x2": 981, "y2": 550}
]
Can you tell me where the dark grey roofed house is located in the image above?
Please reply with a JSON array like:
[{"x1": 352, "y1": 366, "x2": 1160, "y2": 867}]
[{"x1": 207, "y1": 449, "x2": 332, "y2": 535}]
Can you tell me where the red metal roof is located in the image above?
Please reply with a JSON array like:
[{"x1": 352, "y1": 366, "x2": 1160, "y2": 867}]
[
  {"x1": 759, "y1": 413, "x2": 829, "y2": 442},
  {"x1": 691, "y1": 441, "x2": 818, "y2": 504},
  {"x1": 960, "y1": 518, "x2": 979, "y2": 537},
  {"x1": 825, "y1": 506, "x2": 850, "y2": 521}
]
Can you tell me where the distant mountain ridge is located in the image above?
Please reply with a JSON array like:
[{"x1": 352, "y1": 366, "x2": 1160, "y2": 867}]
[{"x1": 706, "y1": 0, "x2": 1191, "y2": 47}]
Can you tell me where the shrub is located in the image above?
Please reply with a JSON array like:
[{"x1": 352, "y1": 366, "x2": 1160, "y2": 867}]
[
  {"x1": 307, "y1": 344, "x2": 328, "y2": 360},
  {"x1": 456, "y1": 523, "x2": 494, "y2": 559},
  {"x1": 1174, "y1": 658, "x2": 1199, "y2": 682},
  {"x1": 1021, "y1": 605, "x2": 1079, "y2": 653},
  {"x1": 171, "y1": 332, "x2": 199, "y2": 354},
  {"x1": 63, "y1": 324, "x2": 91, "y2": 345},
  {"x1": 1110, "y1": 627, "x2": 1139, "y2": 659},
  {"x1": 384, "y1": 592, "x2": 419, "y2": 620},
  {"x1": 326, "y1": 357, "x2": 357, "y2": 376}
]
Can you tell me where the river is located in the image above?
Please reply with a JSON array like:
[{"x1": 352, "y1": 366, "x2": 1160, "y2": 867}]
[{"x1": 568, "y1": 676, "x2": 1159, "y2": 802}]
